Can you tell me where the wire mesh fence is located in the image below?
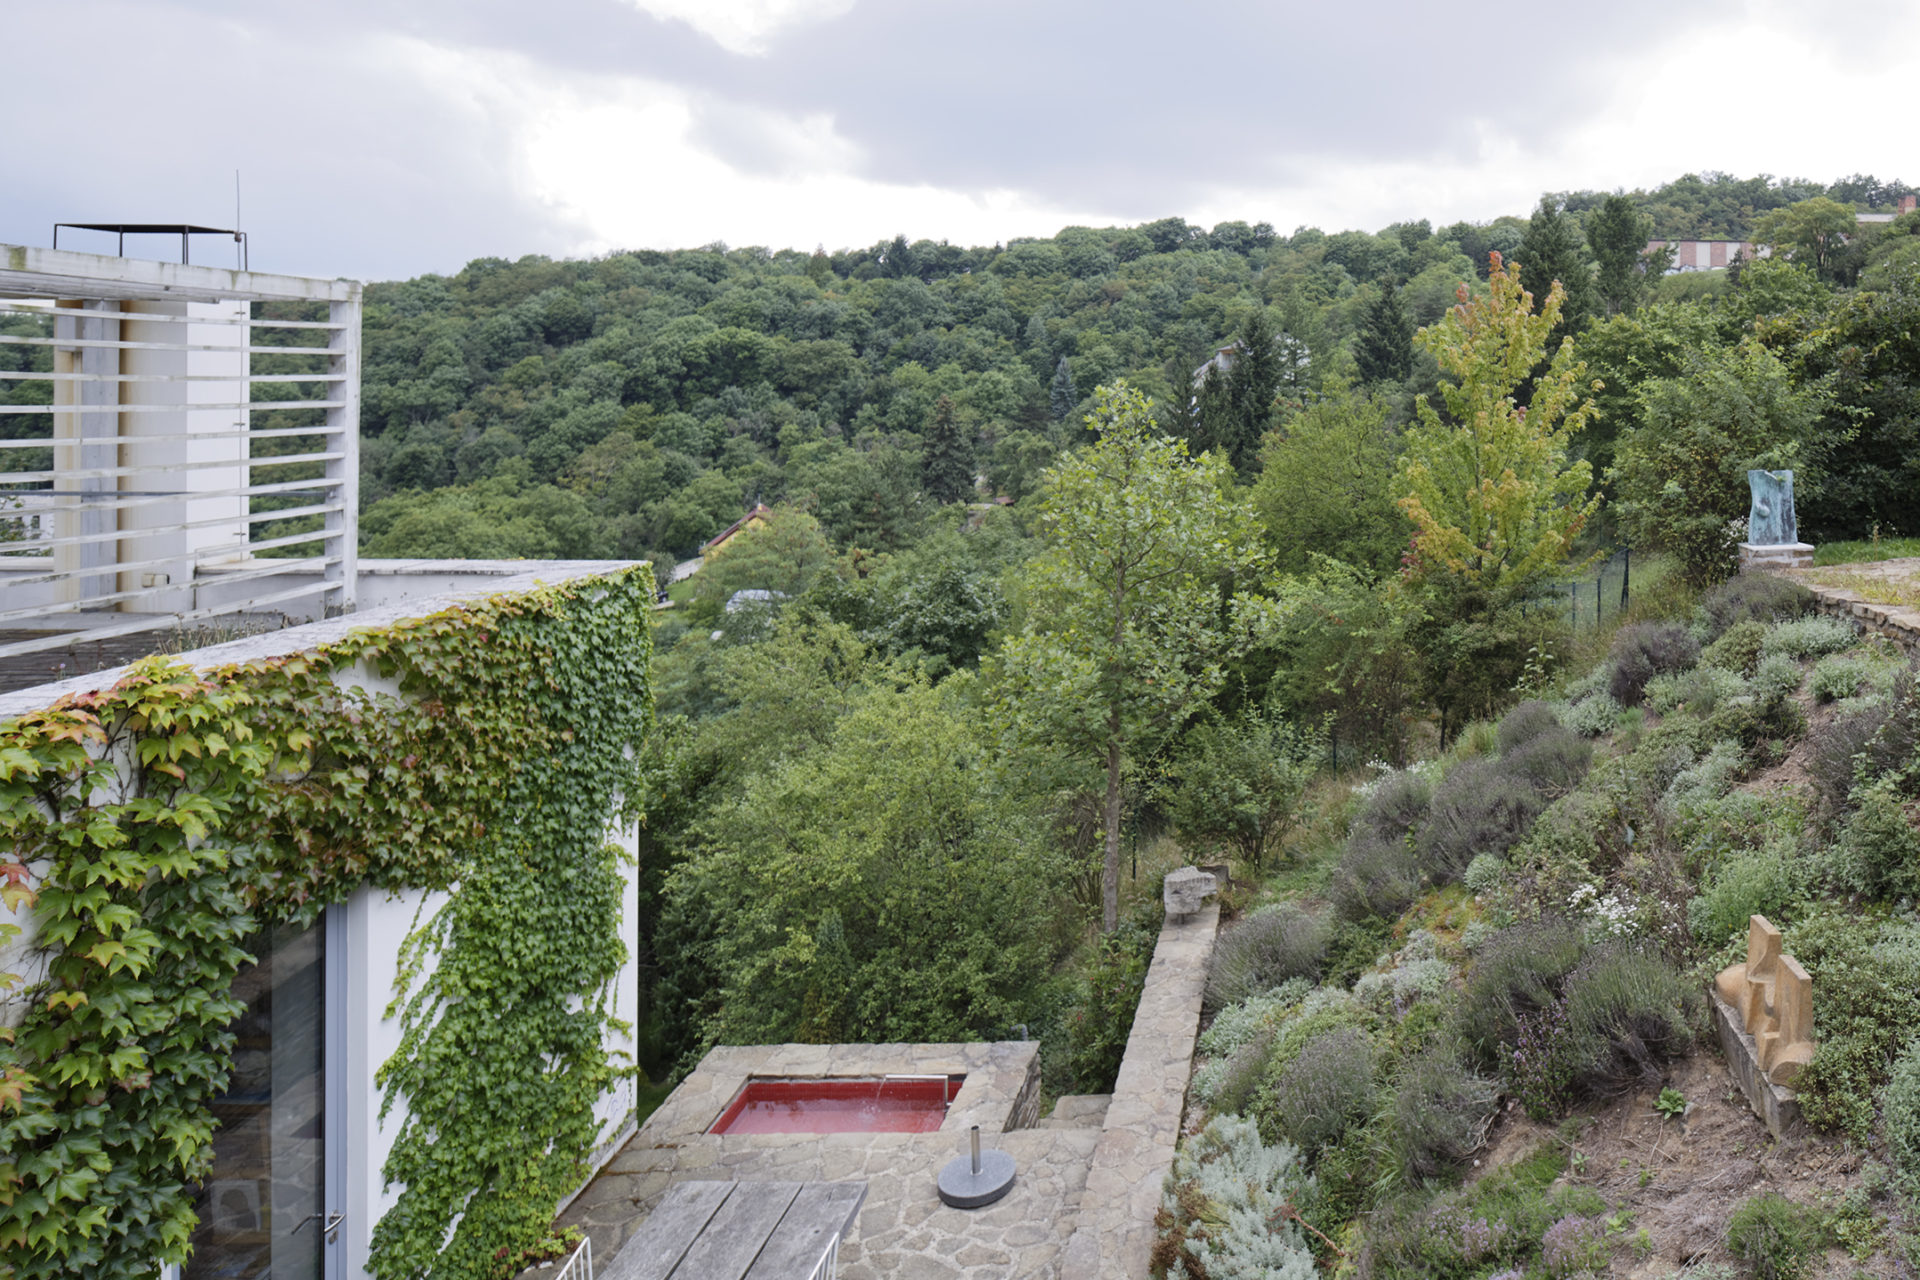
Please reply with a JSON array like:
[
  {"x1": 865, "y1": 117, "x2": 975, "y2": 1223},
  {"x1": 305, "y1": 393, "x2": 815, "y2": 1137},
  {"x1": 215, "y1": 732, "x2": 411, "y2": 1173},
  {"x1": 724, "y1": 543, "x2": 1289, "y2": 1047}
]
[{"x1": 1550, "y1": 548, "x2": 1633, "y2": 631}]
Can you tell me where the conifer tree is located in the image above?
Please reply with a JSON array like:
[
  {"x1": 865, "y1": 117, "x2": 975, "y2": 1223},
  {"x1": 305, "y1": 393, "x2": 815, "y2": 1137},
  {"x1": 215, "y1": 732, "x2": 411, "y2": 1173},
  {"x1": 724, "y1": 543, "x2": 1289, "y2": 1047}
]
[
  {"x1": 1517, "y1": 196, "x2": 1595, "y2": 332},
  {"x1": 1050, "y1": 356, "x2": 1078, "y2": 421},
  {"x1": 1354, "y1": 281, "x2": 1413, "y2": 384},
  {"x1": 1193, "y1": 311, "x2": 1283, "y2": 474},
  {"x1": 1587, "y1": 195, "x2": 1653, "y2": 316},
  {"x1": 921, "y1": 395, "x2": 975, "y2": 504}
]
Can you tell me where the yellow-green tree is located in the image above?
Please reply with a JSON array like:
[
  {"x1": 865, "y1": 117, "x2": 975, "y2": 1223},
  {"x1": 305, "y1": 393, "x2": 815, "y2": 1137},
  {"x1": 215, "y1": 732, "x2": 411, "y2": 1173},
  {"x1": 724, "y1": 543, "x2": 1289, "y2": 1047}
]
[{"x1": 1396, "y1": 252, "x2": 1599, "y2": 598}]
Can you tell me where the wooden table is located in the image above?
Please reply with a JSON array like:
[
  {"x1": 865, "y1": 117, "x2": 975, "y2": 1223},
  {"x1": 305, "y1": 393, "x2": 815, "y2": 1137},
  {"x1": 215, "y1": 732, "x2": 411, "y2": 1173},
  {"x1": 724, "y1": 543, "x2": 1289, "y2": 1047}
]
[{"x1": 602, "y1": 1180, "x2": 868, "y2": 1280}]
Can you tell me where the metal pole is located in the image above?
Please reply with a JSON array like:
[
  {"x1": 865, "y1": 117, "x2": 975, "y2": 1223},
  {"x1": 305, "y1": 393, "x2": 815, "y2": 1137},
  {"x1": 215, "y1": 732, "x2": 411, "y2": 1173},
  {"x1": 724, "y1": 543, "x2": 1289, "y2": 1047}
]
[
  {"x1": 1621, "y1": 548, "x2": 1631, "y2": 610},
  {"x1": 970, "y1": 1126, "x2": 982, "y2": 1176}
]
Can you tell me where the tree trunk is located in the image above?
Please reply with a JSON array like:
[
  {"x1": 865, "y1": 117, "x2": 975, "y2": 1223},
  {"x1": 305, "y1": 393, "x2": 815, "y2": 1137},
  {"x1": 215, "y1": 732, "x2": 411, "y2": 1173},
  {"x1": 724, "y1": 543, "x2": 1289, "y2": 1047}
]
[{"x1": 1102, "y1": 728, "x2": 1123, "y2": 934}]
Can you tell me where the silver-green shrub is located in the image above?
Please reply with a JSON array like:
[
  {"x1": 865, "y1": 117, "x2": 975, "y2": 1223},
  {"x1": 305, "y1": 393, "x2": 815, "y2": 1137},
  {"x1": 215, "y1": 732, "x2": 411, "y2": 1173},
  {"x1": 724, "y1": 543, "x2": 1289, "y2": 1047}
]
[
  {"x1": 1644, "y1": 665, "x2": 1748, "y2": 717},
  {"x1": 1885, "y1": 1036, "x2": 1920, "y2": 1199},
  {"x1": 1809, "y1": 655, "x2": 1870, "y2": 703},
  {"x1": 1464, "y1": 852, "x2": 1507, "y2": 898},
  {"x1": 1160, "y1": 1114, "x2": 1317, "y2": 1280},
  {"x1": 1559, "y1": 692, "x2": 1621, "y2": 738},
  {"x1": 1752, "y1": 652, "x2": 1805, "y2": 701},
  {"x1": 1688, "y1": 837, "x2": 1799, "y2": 946},
  {"x1": 1356, "y1": 957, "x2": 1453, "y2": 1015},
  {"x1": 1761, "y1": 615, "x2": 1856, "y2": 661}
]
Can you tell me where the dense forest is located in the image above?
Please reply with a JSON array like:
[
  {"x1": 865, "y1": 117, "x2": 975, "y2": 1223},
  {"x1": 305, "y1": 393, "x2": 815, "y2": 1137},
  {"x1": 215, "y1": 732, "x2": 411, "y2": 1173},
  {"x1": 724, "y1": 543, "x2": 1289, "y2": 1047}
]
[{"x1": 344, "y1": 170, "x2": 1920, "y2": 566}]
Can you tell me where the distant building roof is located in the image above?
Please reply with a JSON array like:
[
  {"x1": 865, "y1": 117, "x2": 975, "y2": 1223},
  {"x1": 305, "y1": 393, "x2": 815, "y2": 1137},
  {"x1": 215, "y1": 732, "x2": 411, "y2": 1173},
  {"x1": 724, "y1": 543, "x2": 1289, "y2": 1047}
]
[
  {"x1": 701, "y1": 503, "x2": 773, "y2": 554},
  {"x1": 724, "y1": 588, "x2": 785, "y2": 613},
  {"x1": 1191, "y1": 342, "x2": 1239, "y2": 389}
]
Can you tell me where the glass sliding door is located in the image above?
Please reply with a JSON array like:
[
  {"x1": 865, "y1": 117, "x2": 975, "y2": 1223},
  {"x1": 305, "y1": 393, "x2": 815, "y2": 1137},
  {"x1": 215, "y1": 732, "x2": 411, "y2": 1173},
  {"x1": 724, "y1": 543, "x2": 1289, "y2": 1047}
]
[{"x1": 186, "y1": 917, "x2": 330, "y2": 1280}]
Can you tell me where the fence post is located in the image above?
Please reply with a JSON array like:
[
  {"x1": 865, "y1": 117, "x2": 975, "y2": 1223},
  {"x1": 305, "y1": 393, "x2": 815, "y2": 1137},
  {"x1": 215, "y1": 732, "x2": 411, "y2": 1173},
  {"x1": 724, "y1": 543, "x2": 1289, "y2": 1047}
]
[{"x1": 1621, "y1": 548, "x2": 1631, "y2": 611}]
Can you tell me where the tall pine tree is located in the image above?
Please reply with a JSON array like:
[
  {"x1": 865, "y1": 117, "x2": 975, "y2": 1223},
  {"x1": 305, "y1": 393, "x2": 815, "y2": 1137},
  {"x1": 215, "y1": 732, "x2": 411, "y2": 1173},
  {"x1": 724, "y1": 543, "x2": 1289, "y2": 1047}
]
[
  {"x1": 1518, "y1": 196, "x2": 1596, "y2": 333},
  {"x1": 1193, "y1": 311, "x2": 1283, "y2": 475},
  {"x1": 921, "y1": 395, "x2": 975, "y2": 504},
  {"x1": 1354, "y1": 281, "x2": 1413, "y2": 385},
  {"x1": 1586, "y1": 194, "x2": 1653, "y2": 317},
  {"x1": 1050, "y1": 356, "x2": 1078, "y2": 421}
]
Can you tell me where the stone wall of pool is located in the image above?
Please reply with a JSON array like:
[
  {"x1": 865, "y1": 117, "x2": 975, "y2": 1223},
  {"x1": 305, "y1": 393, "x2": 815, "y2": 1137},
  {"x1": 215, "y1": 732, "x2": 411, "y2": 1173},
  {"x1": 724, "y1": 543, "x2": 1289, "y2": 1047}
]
[{"x1": 562, "y1": 903, "x2": 1219, "y2": 1280}]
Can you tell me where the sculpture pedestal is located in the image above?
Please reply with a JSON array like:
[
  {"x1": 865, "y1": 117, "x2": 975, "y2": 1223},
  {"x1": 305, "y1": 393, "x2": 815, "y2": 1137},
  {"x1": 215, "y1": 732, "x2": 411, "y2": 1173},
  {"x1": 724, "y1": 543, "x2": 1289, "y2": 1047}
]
[
  {"x1": 1740, "y1": 542, "x2": 1815, "y2": 573},
  {"x1": 1713, "y1": 992, "x2": 1804, "y2": 1140}
]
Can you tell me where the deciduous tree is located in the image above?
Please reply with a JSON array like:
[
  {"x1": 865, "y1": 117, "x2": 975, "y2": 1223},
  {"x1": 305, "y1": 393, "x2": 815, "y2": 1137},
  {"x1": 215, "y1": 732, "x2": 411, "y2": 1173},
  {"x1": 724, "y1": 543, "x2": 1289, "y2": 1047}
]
[
  {"x1": 995, "y1": 383, "x2": 1271, "y2": 931},
  {"x1": 1753, "y1": 197, "x2": 1859, "y2": 284},
  {"x1": 1396, "y1": 253, "x2": 1599, "y2": 599},
  {"x1": 1252, "y1": 381, "x2": 1408, "y2": 574},
  {"x1": 1612, "y1": 341, "x2": 1825, "y2": 583}
]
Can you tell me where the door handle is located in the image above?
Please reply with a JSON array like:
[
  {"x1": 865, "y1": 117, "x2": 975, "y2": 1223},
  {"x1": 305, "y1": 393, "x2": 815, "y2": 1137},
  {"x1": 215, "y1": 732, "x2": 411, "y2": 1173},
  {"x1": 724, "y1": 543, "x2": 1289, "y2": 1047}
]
[{"x1": 293, "y1": 1210, "x2": 346, "y2": 1242}]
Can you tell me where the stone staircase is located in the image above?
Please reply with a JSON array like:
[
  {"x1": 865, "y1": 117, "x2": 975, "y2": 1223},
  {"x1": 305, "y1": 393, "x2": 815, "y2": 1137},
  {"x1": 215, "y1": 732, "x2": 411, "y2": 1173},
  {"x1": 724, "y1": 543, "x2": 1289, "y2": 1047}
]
[{"x1": 1037, "y1": 1094, "x2": 1110, "y2": 1130}]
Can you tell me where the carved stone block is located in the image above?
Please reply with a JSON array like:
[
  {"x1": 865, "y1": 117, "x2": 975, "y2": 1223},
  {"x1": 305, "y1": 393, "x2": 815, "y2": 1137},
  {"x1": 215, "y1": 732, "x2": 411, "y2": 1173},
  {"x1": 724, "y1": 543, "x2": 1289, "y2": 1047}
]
[
  {"x1": 1714, "y1": 915, "x2": 1815, "y2": 1089},
  {"x1": 1162, "y1": 866, "x2": 1217, "y2": 918}
]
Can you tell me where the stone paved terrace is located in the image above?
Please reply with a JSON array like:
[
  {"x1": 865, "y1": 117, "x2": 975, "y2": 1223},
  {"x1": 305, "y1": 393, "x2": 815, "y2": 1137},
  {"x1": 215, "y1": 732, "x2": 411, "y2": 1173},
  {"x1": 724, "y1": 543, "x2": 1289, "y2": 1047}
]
[{"x1": 559, "y1": 903, "x2": 1220, "y2": 1279}]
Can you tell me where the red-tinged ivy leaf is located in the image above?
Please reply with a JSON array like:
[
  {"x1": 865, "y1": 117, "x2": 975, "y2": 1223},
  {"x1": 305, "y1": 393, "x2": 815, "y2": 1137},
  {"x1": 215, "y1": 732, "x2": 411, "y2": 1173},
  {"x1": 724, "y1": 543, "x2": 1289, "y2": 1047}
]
[{"x1": 0, "y1": 1066, "x2": 35, "y2": 1112}]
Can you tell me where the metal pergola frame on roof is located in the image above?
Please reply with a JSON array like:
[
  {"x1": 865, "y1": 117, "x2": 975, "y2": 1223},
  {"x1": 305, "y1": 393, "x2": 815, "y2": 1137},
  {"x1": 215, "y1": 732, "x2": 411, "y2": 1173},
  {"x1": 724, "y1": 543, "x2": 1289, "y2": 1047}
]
[{"x1": 51, "y1": 223, "x2": 248, "y2": 271}]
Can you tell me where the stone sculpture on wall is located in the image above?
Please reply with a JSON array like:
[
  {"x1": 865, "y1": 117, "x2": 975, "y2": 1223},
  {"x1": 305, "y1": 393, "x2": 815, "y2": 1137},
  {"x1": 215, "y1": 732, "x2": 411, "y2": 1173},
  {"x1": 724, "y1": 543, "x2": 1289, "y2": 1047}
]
[{"x1": 1715, "y1": 914, "x2": 1814, "y2": 1087}]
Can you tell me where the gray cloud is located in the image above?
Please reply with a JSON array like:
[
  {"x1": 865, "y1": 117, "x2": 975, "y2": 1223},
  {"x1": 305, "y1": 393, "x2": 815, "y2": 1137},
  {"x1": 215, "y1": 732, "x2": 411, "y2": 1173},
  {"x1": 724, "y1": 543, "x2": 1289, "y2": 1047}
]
[{"x1": 3, "y1": 0, "x2": 1900, "y2": 280}]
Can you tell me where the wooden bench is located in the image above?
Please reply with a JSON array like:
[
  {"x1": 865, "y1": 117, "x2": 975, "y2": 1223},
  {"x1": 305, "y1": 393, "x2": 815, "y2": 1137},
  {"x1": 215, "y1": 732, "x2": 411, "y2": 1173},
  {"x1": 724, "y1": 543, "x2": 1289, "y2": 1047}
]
[{"x1": 601, "y1": 1180, "x2": 867, "y2": 1280}]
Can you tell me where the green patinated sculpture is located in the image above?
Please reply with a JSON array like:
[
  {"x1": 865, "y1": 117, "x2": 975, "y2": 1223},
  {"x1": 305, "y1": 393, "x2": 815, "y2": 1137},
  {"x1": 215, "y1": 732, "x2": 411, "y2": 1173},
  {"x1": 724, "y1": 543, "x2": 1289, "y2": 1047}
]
[{"x1": 1747, "y1": 469, "x2": 1798, "y2": 546}]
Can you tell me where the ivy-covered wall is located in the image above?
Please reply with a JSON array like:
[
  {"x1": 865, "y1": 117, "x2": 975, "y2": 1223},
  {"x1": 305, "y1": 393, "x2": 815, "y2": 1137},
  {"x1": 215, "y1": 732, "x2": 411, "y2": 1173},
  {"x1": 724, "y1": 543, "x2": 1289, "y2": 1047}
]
[{"x1": 0, "y1": 564, "x2": 656, "y2": 1280}]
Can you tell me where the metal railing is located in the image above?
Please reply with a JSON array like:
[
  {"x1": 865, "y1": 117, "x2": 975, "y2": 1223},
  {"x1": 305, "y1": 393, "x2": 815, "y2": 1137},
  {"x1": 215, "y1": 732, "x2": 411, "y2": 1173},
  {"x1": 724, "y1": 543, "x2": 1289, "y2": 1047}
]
[
  {"x1": 0, "y1": 293, "x2": 359, "y2": 662},
  {"x1": 552, "y1": 1235, "x2": 593, "y2": 1280}
]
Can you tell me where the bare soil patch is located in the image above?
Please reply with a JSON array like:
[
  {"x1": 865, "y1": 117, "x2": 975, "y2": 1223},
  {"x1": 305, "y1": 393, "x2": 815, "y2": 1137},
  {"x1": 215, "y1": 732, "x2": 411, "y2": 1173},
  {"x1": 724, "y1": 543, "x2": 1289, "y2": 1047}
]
[{"x1": 1473, "y1": 1049, "x2": 1901, "y2": 1277}]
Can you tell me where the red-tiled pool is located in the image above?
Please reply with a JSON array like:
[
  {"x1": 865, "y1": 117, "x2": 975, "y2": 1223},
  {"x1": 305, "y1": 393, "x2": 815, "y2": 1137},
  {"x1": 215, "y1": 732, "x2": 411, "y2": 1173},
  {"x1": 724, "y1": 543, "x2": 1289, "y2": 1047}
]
[{"x1": 708, "y1": 1075, "x2": 964, "y2": 1134}]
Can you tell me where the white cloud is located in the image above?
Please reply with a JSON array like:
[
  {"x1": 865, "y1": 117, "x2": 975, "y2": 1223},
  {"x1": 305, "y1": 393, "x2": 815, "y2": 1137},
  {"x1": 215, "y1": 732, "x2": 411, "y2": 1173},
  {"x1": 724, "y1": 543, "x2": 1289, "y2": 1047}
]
[
  {"x1": 621, "y1": 0, "x2": 857, "y2": 55},
  {"x1": 523, "y1": 83, "x2": 1119, "y2": 252}
]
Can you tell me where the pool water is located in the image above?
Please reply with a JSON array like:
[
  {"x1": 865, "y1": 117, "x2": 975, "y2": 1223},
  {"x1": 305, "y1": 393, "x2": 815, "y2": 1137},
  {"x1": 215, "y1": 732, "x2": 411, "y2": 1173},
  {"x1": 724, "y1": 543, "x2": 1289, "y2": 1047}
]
[{"x1": 709, "y1": 1075, "x2": 963, "y2": 1134}]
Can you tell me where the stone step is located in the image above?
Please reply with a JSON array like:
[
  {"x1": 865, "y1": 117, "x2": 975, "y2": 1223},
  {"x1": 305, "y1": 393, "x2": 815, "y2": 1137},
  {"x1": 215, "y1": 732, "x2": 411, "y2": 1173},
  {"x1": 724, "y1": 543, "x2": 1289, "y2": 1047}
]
[{"x1": 1038, "y1": 1094, "x2": 1111, "y2": 1129}]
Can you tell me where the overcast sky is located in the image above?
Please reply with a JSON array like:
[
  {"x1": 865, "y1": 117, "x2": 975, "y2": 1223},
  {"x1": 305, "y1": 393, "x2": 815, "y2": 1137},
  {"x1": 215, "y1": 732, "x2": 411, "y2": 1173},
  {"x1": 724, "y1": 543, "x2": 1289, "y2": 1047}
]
[{"x1": 6, "y1": 0, "x2": 1917, "y2": 283}]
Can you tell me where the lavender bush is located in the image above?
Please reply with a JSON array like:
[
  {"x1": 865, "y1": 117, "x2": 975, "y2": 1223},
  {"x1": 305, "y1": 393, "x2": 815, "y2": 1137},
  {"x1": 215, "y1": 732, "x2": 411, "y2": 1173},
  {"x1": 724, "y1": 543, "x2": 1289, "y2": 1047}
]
[{"x1": 1540, "y1": 1213, "x2": 1609, "y2": 1277}]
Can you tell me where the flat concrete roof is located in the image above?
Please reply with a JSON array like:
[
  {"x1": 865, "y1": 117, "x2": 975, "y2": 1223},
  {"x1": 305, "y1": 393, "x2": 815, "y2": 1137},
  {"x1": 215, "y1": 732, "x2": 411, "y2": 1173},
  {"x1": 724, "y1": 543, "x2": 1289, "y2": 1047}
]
[
  {"x1": 0, "y1": 243, "x2": 359, "y2": 305},
  {"x1": 0, "y1": 560, "x2": 647, "y2": 725}
]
